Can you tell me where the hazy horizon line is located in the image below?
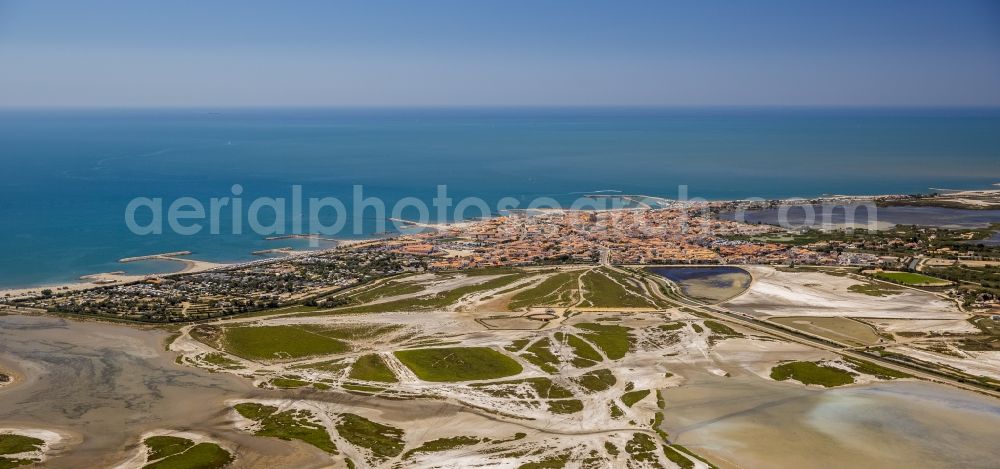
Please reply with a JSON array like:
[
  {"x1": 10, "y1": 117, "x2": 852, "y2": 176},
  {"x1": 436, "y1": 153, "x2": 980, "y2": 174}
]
[{"x1": 3, "y1": 104, "x2": 1000, "y2": 111}]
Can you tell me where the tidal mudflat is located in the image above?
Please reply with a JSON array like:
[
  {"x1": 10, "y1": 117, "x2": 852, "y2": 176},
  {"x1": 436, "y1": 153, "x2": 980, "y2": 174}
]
[
  {"x1": 3, "y1": 264, "x2": 1000, "y2": 467},
  {"x1": 0, "y1": 315, "x2": 344, "y2": 468},
  {"x1": 661, "y1": 370, "x2": 1000, "y2": 469}
]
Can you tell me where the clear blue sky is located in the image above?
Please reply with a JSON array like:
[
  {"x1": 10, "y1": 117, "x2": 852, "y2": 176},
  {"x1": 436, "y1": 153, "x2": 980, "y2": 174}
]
[{"x1": 1, "y1": 0, "x2": 998, "y2": 107}]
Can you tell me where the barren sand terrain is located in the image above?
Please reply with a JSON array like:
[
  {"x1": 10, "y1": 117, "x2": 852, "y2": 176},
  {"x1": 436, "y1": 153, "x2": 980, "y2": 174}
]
[{"x1": 725, "y1": 266, "x2": 962, "y2": 319}]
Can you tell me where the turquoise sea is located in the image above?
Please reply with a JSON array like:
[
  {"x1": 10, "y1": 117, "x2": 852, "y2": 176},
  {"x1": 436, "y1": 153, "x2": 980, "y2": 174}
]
[{"x1": 2, "y1": 107, "x2": 999, "y2": 288}]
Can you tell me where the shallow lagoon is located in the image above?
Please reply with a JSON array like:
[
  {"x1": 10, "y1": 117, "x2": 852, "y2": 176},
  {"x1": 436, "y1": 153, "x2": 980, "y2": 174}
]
[
  {"x1": 647, "y1": 266, "x2": 752, "y2": 303},
  {"x1": 662, "y1": 369, "x2": 1000, "y2": 469},
  {"x1": 720, "y1": 205, "x2": 1000, "y2": 229}
]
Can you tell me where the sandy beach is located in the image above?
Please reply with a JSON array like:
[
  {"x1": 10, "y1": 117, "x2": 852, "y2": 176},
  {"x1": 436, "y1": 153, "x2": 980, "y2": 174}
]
[
  {"x1": 0, "y1": 255, "x2": 226, "y2": 301},
  {"x1": 0, "y1": 235, "x2": 385, "y2": 302}
]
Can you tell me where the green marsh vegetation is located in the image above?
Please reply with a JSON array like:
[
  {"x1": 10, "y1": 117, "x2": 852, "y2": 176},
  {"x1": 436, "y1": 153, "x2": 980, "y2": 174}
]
[
  {"x1": 200, "y1": 353, "x2": 242, "y2": 369},
  {"x1": 660, "y1": 444, "x2": 695, "y2": 469},
  {"x1": 503, "y1": 338, "x2": 531, "y2": 352},
  {"x1": 657, "y1": 322, "x2": 685, "y2": 331},
  {"x1": 348, "y1": 279, "x2": 424, "y2": 304},
  {"x1": 609, "y1": 402, "x2": 625, "y2": 418},
  {"x1": 348, "y1": 354, "x2": 398, "y2": 383},
  {"x1": 471, "y1": 377, "x2": 573, "y2": 399},
  {"x1": 0, "y1": 435, "x2": 42, "y2": 456},
  {"x1": 507, "y1": 271, "x2": 583, "y2": 310},
  {"x1": 141, "y1": 436, "x2": 233, "y2": 469},
  {"x1": 624, "y1": 433, "x2": 661, "y2": 467},
  {"x1": 268, "y1": 376, "x2": 311, "y2": 389},
  {"x1": 233, "y1": 403, "x2": 337, "y2": 454},
  {"x1": 519, "y1": 338, "x2": 561, "y2": 373},
  {"x1": 554, "y1": 332, "x2": 602, "y2": 365},
  {"x1": 572, "y1": 368, "x2": 616, "y2": 393},
  {"x1": 215, "y1": 323, "x2": 402, "y2": 361},
  {"x1": 310, "y1": 271, "x2": 530, "y2": 315},
  {"x1": 580, "y1": 268, "x2": 654, "y2": 308},
  {"x1": 394, "y1": 347, "x2": 522, "y2": 382},
  {"x1": 703, "y1": 320, "x2": 743, "y2": 345},
  {"x1": 847, "y1": 281, "x2": 904, "y2": 297},
  {"x1": 299, "y1": 323, "x2": 402, "y2": 341},
  {"x1": 574, "y1": 323, "x2": 633, "y2": 359},
  {"x1": 517, "y1": 452, "x2": 571, "y2": 469},
  {"x1": 0, "y1": 433, "x2": 44, "y2": 469},
  {"x1": 843, "y1": 357, "x2": 911, "y2": 379},
  {"x1": 222, "y1": 325, "x2": 349, "y2": 360},
  {"x1": 547, "y1": 399, "x2": 584, "y2": 414},
  {"x1": 703, "y1": 320, "x2": 740, "y2": 336},
  {"x1": 872, "y1": 271, "x2": 948, "y2": 286},
  {"x1": 289, "y1": 358, "x2": 348, "y2": 374},
  {"x1": 620, "y1": 389, "x2": 651, "y2": 407},
  {"x1": 403, "y1": 436, "x2": 482, "y2": 459},
  {"x1": 335, "y1": 413, "x2": 405, "y2": 461},
  {"x1": 770, "y1": 361, "x2": 855, "y2": 387}
]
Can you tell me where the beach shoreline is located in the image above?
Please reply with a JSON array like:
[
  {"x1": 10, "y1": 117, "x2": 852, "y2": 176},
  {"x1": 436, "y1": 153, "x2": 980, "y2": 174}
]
[
  {"x1": 2, "y1": 185, "x2": 998, "y2": 299},
  {"x1": 0, "y1": 255, "x2": 225, "y2": 301},
  {"x1": 0, "y1": 237, "x2": 384, "y2": 301}
]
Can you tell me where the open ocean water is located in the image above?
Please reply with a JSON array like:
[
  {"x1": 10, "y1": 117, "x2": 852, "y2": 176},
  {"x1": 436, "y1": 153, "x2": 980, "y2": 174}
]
[{"x1": 1, "y1": 107, "x2": 999, "y2": 288}]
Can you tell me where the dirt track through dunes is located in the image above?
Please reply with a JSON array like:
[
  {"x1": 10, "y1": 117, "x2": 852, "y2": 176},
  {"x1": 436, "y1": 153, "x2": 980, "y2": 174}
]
[{"x1": 725, "y1": 266, "x2": 963, "y2": 319}]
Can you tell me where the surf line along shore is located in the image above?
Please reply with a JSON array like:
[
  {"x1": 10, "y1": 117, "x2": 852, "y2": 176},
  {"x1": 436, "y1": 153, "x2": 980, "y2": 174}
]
[
  {"x1": 0, "y1": 251, "x2": 223, "y2": 302},
  {"x1": 2, "y1": 186, "x2": 997, "y2": 302},
  {"x1": 0, "y1": 237, "x2": 383, "y2": 302}
]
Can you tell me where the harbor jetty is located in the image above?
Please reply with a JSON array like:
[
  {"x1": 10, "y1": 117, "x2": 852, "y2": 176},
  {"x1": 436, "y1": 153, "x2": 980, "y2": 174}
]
[
  {"x1": 264, "y1": 234, "x2": 339, "y2": 242},
  {"x1": 252, "y1": 247, "x2": 294, "y2": 256},
  {"x1": 118, "y1": 251, "x2": 192, "y2": 263}
]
